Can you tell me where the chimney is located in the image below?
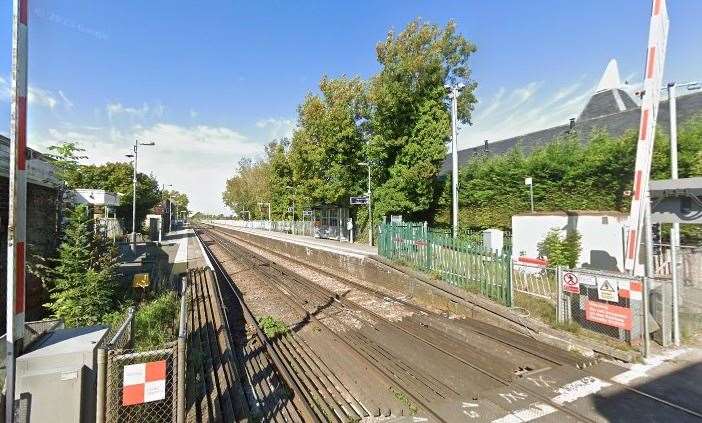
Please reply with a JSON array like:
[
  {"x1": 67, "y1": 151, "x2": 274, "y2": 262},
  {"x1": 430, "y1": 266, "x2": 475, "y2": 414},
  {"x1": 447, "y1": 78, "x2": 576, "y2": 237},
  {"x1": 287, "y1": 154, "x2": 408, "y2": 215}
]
[
  {"x1": 569, "y1": 118, "x2": 576, "y2": 131},
  {"x1": 484, "y1": 140, "x2": 489, "y2": 153}
]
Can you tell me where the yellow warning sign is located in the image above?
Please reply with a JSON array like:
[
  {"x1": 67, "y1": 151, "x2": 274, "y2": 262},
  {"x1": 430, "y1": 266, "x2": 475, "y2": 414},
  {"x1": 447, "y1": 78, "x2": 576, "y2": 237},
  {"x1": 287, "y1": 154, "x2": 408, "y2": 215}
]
[
  {"x1": 132, "y1": 273, "x2": 150, "y2": 288},
  {"x1": 597, "y1": 277, "x2": 619, "y2": 302}
]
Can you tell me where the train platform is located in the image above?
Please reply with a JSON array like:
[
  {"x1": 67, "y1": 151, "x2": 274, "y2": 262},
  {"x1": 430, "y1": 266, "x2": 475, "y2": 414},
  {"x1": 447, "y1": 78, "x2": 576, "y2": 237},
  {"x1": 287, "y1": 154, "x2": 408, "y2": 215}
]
[{"x1": 206, "y1": 223, "x2": 378, "y2": 258}]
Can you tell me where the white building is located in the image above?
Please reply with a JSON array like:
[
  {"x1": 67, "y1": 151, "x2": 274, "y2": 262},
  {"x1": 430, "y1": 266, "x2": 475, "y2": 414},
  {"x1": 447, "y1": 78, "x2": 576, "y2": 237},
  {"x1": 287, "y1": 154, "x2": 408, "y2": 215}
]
[
  {"x1": 511, "y1": 211, "x2": 631, "y2": 272},
  {"x1": 67, "y1": 189, "x2": 123, "y2": 239}
]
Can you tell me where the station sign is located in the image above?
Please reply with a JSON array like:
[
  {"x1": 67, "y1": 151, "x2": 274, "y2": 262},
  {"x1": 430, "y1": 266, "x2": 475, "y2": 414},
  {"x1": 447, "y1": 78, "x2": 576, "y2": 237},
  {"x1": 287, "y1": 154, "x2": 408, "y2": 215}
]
[{"x1": 350, "y1": 196, "x2": 369, "y2": 205}]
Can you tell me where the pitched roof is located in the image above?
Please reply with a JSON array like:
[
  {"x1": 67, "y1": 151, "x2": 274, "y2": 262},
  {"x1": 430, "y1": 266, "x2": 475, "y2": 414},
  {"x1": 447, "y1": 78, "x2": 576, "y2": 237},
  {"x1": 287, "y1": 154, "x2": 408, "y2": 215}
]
[{"x1": 440, "y1": 88, "x2": 702, "y2": 175}]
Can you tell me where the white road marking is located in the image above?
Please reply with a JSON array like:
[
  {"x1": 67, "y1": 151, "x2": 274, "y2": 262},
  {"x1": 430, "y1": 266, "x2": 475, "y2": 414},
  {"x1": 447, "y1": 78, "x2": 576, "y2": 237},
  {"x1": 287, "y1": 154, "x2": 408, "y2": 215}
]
[
  {"x1": 551, "y1": 376, "x2": 611, "y2": 406},
  {"x1": 491, "y1": 403, "x2": 557, "y2": 422},
  {"x1": 612, "y1": 348, "x2": 690, "y2": 385}
]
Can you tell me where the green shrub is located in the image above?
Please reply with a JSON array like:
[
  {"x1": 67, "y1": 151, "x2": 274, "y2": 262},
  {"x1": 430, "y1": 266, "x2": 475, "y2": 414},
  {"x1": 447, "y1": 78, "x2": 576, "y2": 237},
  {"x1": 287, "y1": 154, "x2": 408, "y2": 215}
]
[
  {"x1": 258, "y1": 316, "x2": 289, "y2": 338},
  {"x1": 133, "y1": 291, "x2": 180, "y2": 350}
]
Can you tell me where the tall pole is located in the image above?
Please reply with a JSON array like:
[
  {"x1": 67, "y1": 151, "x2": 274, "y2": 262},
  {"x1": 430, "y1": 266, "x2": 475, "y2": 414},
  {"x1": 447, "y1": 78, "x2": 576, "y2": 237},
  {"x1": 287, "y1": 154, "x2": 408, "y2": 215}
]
[
  {"x1": 450, "y1": 87, "x2": 459, "y2": 238},
  {"x1": 668, "y1": 82, "x2": 681, "y2": 346},
  {"x1": 131, "y1": 142, "x2": 138, "y2": 252},
  {"x1": 529, "y1": 182, "x2": 534, "y2": 213},
  {"x1": 367, "y1": 163, "x2": 372, "y2": 247},
  {"x1": 6, "y1": 1, "x2": 28, "y2": 421}
]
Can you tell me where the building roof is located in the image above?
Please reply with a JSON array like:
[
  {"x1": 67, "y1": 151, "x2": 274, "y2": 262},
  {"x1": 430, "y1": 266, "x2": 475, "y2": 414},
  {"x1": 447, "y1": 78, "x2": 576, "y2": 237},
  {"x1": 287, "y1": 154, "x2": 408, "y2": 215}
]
[
  {"x1": 0, "y1": 134, "x2": 60, "y2": 187},
  {"x1": 441, "y1": 60, "x2": 702, "y2": 175}
]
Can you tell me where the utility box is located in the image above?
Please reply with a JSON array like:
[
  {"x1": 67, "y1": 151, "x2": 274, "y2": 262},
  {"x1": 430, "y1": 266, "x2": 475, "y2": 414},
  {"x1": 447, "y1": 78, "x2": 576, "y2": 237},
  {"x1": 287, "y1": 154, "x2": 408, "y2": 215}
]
[
  {"x1": 483, "y1": 229, "x2": 504, "y2": 254},
  {"x1": 15, "y1": 326, "x2": 108, "y2": 423}
]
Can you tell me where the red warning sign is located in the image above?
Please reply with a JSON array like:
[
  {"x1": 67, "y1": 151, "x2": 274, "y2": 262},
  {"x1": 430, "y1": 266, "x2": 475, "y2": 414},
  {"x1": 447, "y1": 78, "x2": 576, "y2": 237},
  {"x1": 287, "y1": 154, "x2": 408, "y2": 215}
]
[
  {"x1": 562, "y1": 272, "x2": 580, "y2": 294},
  {"x1": 585, "y1": 300, "x2": 632, "y2": 330}
]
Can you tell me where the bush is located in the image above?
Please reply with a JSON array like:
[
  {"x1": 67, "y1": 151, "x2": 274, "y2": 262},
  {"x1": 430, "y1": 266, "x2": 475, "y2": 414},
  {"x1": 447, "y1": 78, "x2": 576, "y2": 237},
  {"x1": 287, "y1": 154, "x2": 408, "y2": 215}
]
[
  {"x1": 537, "y1": 229, "x2": 582, "y2": 268},
  {"x1": 133, "y1": 291, "x2": 180, "y2": 350}
]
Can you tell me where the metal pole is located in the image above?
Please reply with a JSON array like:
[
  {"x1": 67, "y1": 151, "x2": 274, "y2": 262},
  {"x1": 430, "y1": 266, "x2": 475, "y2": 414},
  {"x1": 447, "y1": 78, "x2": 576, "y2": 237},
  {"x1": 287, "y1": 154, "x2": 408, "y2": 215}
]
[
  {"x1": 643, "y1": 197, "x2": 654, "y2": 357},
  {"x1": 6, "y1": 2, "x2": 28, "y2": 421},
  {"x1": 131, "y1": 142, "x2": 138, "y2": 252},
  {"x1": 367, "y1": 163, "x2": 372, "y2": 247},
  {"x1": 176, "y1": 336, "x2": 186, "y2": 423},
  {"x1": 529, "y1": 182, "x2": 534, "y2": 213},
  {"x1": 451, "y1": 88, "x2": 459, "y2": 238},
  {"x1": 668, "y1": 82, "x2": 681, "y2": 346},
  {"x1": 556, "y1": 266, "x2": 563, "y2": 323},
  {"x1": 95, "y1": 348, "x2": 106, "y2": 423}
]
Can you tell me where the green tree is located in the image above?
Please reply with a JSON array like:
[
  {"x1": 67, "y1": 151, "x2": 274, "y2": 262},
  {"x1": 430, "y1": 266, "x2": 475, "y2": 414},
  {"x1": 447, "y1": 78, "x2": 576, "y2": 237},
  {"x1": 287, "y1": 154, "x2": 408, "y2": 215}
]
[
  {"x1": 62, "y1": 162, "x2": 161, "y2": 232},
  {"x1": 45, "y1": 142, "x2": 87, "y2": 185},
  {"x1": 537, "y1": 229, "x2": 582, "y2": 268},
  {"x1": 369, "y1": 19, "x2": 477, "y2": 221},
  {"x1": 47, "y1": 205, "x2": 118, "y2": 326}
]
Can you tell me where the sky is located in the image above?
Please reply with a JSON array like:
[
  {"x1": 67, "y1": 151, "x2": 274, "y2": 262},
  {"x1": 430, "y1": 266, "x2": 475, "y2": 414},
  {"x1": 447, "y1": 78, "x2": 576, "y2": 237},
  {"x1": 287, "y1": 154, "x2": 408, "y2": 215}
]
[{"x1": 0, "y1": 1, "x2": 701, "y2": 214}]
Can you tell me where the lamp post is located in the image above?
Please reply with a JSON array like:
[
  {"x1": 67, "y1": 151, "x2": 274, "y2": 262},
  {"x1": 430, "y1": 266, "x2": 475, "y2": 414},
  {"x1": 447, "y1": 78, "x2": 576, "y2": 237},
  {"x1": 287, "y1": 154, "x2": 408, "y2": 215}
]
[
  {"x1": 162, "y1": 184, "x2": 173, "y2": 232},
  {"x1": 285, "y1": 186, "x2": 296, "y2": 235},
  {"x1": 126, "y1": 140, "x2": 155, "y2": 253},
  {"x1": 525, "y1": 177, "x2": 534, "y2": 212},
  {"x1": 358, "y1": 161, "x2": 372, "y2": 247},
  {"x1": 665, "y1": 80, "x2": 700, "y2": 346},
  {"x1": 445, "y1": 83, "x2": 465, "y2": 238}
]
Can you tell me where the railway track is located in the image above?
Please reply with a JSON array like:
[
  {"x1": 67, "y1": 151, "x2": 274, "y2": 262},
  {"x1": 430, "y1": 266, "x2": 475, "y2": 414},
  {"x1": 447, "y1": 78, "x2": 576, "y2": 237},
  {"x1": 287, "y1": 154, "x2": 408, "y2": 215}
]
[
  {"x1": 199, "y1": 224, "x2": 702, "y2": 423},
  {"x1": 200, "y1": 227, "x2": 600, "y2": 422}
]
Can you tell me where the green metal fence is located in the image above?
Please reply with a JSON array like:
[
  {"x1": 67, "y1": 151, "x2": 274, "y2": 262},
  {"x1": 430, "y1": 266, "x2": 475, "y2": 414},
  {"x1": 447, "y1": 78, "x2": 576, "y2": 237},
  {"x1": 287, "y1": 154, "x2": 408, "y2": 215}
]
[{"x1": 378, "y1": 223, "x2": 512, "y2": 306}]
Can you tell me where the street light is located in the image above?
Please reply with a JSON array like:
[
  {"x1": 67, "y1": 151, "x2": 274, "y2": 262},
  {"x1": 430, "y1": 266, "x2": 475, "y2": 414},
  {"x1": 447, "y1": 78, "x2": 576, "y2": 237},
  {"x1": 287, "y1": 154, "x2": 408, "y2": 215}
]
[
  {"x1": 162, "y1": 184, "x2": 173, "y2": 232},
  {"x1": 525, "y1": 177, "x2": 534, "y2": 212},
  {"x1": 285, "y1": 186, "x2": 296, "y2": 235},
  {"x1": 445, "y1": 82, "x2": 465, "y2": 238},
  {"x1": 358, "y1": 161, "x2": 372, "y2": 247},
  {"x1": 258, "y1": 202, "x2": 272, "y2": 230},
  {"x1": 127, "y1": 140, "x2": 155, "y2": 252}
]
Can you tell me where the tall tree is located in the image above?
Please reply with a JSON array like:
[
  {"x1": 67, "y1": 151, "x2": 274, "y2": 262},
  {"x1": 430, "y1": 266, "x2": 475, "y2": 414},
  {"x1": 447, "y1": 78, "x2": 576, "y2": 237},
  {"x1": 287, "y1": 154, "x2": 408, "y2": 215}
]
[
  {"x1": 288, "y1": 76, "x2": 369, "y2": 213},
  {"x1": 46, "y1": 205, "x2": 118, "y2": 326},
  {"x1": 369, "y1": 19, "x2": 477, "y2": 221}
]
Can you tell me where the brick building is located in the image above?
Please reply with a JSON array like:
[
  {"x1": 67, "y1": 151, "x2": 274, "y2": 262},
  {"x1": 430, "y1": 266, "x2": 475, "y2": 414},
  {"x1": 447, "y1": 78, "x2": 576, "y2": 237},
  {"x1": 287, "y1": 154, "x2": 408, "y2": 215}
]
[{"x1": 0, "y1": 134, "x2": 61, "y2": 331}]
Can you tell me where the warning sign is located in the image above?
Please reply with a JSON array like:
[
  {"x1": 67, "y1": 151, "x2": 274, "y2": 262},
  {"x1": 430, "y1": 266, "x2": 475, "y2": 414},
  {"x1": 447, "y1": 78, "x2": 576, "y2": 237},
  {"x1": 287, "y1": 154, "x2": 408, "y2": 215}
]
[
  {"x1": 123, "y1": 360, "x2": 167, "y2": 405},
  {"x1": 597, "y1": 277, "x2": 619, "y2": 302},
  {"x1": 562, "y1": 272, "x2": 580, "y2": 294},
  {"x1": 585, "y1": 300, "x2": 632, "y2": 330},
  {"x1": 132, "y1": 273, "x2": 150, "y2": 289}
]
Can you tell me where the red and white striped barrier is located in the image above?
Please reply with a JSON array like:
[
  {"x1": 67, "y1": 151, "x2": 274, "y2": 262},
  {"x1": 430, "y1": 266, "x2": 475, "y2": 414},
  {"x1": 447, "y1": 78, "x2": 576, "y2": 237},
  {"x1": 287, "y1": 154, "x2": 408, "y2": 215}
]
[{"x1": 624, "y1": 0, "x2": 670, "y2": 272}]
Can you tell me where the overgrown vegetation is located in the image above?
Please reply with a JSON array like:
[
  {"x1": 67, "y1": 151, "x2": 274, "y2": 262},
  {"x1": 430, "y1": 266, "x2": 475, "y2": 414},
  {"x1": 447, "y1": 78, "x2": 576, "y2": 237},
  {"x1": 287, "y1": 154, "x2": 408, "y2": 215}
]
[
  {"x1": 444, "y1": 118, "x2": 702, "y2": 242},
  {"x1": 132, "y1": 291, "x2": 180, "y2": 350},
  {"x1": 258, "y1": 315, "x2": 289, "y2": 338},
  {"x1": 45, "y1": 205, "x2": 119, "y2": 327},
  {"x1": 537, "y1": 229, "x2": 582, "y2": 268}
]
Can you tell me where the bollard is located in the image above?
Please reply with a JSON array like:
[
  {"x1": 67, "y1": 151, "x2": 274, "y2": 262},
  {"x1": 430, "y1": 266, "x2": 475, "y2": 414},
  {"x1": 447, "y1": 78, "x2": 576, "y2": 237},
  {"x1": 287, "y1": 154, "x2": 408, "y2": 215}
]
[{"x1": 95, "y1": 348, "x2": 106, "y2": 423}]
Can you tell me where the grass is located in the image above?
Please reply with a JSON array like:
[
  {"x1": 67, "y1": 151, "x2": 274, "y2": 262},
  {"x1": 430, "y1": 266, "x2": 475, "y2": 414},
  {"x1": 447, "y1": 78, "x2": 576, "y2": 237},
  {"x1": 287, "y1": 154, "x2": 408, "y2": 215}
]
[
  {"x1": 390, "y1": 387, "x2": 417, "y2": 415},
  {"x1": 133, "y1": 291, "x2": 180, "y2": 350},
  {"x1": 258, "y1": 315, "x2": 289, "y2": 338}
]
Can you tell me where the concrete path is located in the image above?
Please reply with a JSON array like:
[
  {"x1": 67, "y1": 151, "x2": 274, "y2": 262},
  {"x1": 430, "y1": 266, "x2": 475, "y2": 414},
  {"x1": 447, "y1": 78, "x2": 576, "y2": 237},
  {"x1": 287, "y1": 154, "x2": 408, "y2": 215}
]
[{"x1": 208, "y1": 223, "x2": 378, "y2": 258}]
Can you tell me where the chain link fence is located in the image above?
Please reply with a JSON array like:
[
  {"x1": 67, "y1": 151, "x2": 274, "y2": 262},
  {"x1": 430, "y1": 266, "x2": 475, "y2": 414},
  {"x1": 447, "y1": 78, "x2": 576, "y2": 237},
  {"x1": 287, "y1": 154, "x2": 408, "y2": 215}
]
[
  {"x1": 104, "y1": 344, "x2": 179, "y2": 423},
  {"x1": 512, "y1": 262, "x2": 648, "y2": 354}
]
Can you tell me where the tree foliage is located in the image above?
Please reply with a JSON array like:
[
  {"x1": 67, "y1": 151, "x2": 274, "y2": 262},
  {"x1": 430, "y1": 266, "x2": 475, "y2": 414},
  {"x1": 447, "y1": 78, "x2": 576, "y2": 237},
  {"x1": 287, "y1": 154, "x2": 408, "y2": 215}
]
[
  {"x1": 537, "y1": 229, "x2": 582, "y2": 268},
  {"x1": 222, "y1": 19, "x2": 477, "y2": 227},
  {"x1": 445, "y1": 116, "x2": 702, "y2": 242},
  {"x1": 46, "y1": 205, "x2": 119, "y2": 326},
  {"x1": 62, "y1": 162, "x2": 161, "y2": 231}
]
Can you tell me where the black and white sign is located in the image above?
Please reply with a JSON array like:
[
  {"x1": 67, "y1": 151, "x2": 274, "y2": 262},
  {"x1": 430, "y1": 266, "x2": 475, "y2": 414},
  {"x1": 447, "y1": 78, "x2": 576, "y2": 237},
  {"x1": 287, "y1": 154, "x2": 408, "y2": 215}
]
[{"x1": 350, "y1": 196, "x2": 369, "y2": 205}]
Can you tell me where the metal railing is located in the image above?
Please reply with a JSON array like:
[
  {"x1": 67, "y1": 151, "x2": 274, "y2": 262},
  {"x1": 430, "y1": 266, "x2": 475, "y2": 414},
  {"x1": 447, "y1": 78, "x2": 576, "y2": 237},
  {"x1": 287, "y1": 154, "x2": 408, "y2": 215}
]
[{"x1": 378, "y1": 223, "x2": 512, "y2": 306}]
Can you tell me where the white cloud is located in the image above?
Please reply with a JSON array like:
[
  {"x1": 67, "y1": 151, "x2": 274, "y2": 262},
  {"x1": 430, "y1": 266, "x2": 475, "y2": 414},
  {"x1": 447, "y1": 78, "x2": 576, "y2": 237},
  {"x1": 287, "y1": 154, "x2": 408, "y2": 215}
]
[
  {"x1": 0, "y1": 76, "x2": 9, "y2": 100},
  {"x1": 33, "y1": 122, "x2": 262, "y2": 214},
  {"x1": 255, "y1": 117, "x2": 296, "y2": 140},
  {"x1": 106, "y1": 101, "x2": 164, "y2": 121},
  {"x1": 58, "y1": 90, "x2": 74, "y2": 109},
  {"x1": 1, "y1": 76, "x2": 73, "y2": 110},
  {"x1": 28, "y1": 86, "x2": 58, "y2": 109},
  {"x1": 189, "y1": 109, "x2": 198, "y2": 118}
]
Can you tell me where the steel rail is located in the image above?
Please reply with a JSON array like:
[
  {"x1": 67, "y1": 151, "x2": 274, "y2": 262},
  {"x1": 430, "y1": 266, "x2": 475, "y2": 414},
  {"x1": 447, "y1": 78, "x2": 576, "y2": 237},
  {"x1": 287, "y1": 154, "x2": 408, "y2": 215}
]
[
  {"x1": 206, "y1": 227, "x2": 603, "y2": 423},
  {"x1": 195, "y1": 230, "x2": 319, "y2": 423},
  {"x1": 203, "y1": 228, "x2": 448, "y2": 422}
]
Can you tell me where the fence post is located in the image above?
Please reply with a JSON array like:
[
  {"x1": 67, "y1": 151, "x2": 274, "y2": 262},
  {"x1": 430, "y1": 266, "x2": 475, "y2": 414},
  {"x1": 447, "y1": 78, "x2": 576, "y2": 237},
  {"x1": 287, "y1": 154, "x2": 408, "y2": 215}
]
[
  {"x1": 95, "y1": 348, "x2": 106, "y2": 423},
  {"x1": 556, "y1": 266, "x2": 563, "y2": 324},
  {"x1": 642, "y1": 276, "x2": 651, "y2": 358},
  {"x1": 507, "y1": 257, "x2": 514, "y2": 307},
  {"x1": 176, "y1": 336, "x2": 186, "y2": 423}
]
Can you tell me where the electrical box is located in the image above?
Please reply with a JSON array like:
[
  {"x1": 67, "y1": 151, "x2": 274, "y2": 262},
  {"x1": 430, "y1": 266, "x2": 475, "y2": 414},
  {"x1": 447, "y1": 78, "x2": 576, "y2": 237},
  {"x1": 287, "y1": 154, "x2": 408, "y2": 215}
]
[{"x1": 15, "y1": 326, "x2": 108, "y2": 423}]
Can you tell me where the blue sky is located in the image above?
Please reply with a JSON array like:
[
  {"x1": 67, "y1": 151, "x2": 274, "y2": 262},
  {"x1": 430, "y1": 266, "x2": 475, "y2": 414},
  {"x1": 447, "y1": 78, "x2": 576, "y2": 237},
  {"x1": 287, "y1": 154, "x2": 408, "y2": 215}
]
[{"x1": 0, "y1": 1, "x2": 701, "y2": 213}]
